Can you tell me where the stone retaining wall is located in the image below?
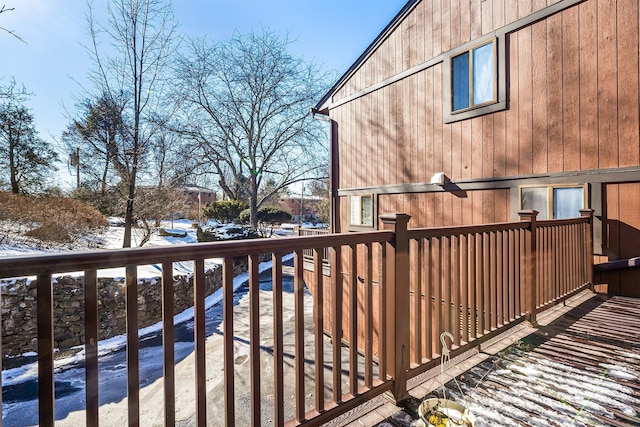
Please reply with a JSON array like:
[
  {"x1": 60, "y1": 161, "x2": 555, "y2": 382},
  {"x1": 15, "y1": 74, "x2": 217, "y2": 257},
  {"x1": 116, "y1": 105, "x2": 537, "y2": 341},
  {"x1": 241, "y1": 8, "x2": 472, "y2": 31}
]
[{"x1": 1, "y1": 258, "x2": 253, "y2": 357}]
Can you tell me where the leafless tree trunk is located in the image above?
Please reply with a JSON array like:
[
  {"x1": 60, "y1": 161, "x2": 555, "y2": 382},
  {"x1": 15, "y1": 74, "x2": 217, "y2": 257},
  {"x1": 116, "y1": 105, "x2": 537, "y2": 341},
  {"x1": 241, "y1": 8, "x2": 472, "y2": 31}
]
[{"x1": 85, "y1": 0, "x2": 178, "y2": 247}]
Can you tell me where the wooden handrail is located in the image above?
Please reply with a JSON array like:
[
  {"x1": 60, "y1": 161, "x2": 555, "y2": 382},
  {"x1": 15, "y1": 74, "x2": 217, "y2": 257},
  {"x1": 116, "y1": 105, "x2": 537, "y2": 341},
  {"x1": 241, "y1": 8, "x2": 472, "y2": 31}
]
[
  {"x1": 0, "y1": 213, "x2": 595, "y2": 427},
  {"x1": 0, "y1": 231, "x2": 393, "y2": 278},
  {"x1": 594, "y1": 256, "x2": 640, "y2": 272}
]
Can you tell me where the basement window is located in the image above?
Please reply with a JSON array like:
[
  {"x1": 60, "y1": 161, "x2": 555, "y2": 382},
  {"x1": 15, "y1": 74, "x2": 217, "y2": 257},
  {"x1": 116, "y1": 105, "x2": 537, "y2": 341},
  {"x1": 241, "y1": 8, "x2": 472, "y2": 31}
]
[
  {"x1": 520, "y1": 184, "x2": 588, "y2": 219},
  {"x1": 348, "y1": 194, "x2": 376, "y2": 230}
]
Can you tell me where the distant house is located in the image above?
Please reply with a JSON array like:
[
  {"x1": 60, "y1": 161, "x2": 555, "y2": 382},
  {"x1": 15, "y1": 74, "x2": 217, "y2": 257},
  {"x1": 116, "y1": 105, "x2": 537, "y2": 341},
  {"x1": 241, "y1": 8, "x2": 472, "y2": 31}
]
[
  {"x1": 314, "y1": 0, "x2": 640, "y2": 296},
  {"x1": 280, "y1": 194, "x2": 323, "y2": 223},
  {"x1": 180, "y1": 185, "x2": 217, "y2": 206}
]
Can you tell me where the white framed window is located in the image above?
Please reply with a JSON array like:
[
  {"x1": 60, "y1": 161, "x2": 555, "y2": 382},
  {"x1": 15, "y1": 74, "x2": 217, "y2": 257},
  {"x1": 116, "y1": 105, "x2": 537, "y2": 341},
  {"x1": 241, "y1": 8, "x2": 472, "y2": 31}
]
[
  {"x1": 348, "y1": 194, "x2": 375, "y2": 229},
  {"x1": 520, "y1": 184, "x2": 588, "y2": 219}
]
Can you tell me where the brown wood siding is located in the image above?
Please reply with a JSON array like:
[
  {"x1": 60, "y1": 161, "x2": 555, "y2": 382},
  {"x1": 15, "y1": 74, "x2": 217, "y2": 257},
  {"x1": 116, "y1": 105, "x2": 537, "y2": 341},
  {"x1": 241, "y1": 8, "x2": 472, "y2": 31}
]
[
  {"x1": 331, "y1": 0, "x2": 640, "y2": 197},
  {"x1": 618, "y1": 0, "x2": 640, "y2": 168},
  {"x1": 333, "y1": 0, "x2": 565, "y2": 103},
  {"x1": 330, "y1": 0, "x2": 640, "y2": 299},
  {"x1": 579, "y1": 0, "x2": 598, "y2": 170},
  {"x1": 339, "y1": 190, "x2": 510, "y2": 231}
]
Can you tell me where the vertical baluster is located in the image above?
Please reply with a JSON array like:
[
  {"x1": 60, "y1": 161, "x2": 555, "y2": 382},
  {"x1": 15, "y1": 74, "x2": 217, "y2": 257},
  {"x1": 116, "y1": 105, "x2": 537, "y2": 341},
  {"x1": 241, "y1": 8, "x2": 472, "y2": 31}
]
[
  {"x1": 249, "y1": 254, "x2": 260, "y2": 426},
  {"x1": 423, "y1": 238, "x2": 433, "y2": 359},
  {"x1": 496, "y1": 231, "x2": 503, "y2": 327},
  {"x1": 85, "y1": 269, "x2": 99, "y2": 427},
  {"x1": 563, "y1": 225, "x2": 567, "y2": 296},
  {"x1": 468, "y1": 233, "x2": 477, "y2": 341},
  {"x1": 571, "y1": 223, "x2": 576, "y2": 293},
  {"x1": 433, "y1": 238, "x2": 443, "y2": 348},
  {"x1": 314, "y1": 248, "x2": 325, "y2": 412},
  {"x1": 543, "y1": 226, "x2": 548, "y2": 305},
  {"x1": 489, "y1": 231, "x2": 497, "y2": 330},
  {"x1": 378, "y1": 243, "x2": 387, "y2": 381},
  {"x1": 563, "y1": 225, "x2": 568, "y2": 295},
  {"x1": 161, "y1": 262, "x2": 175, "y2": 427},
  {"x1": 451, "y1": 235, "x2": 460, "y2": 346},
  {"x1": 364, "y1": 243, "x2": 373, "y2": 388},
  {"x1": 552, "y1": 225, "x2": 558, "y2": 301},
  {"x1": 412, "y1": 239, "x2": 422, "y2": 363},
  {"x1": 331, "y1": 246, "x2": 343, "y2": 402},
  {"x1": 542, "y1": 226, "x2": 548, "y2": 307},
  {"x1": 272, "y1": 253, "x2": 284, "y2": 427},
  {"x1": 223, "y1": 258, "x2": 235, "y2": 426},
  {"x1": 194, "y1": 259, "x2": 206, "y2": 426},
  {"x1": 570, "y1": 224, "x2": 577, "y2": 292},
  {"x1": 125, "y1": 264, "x2": 139, "y2": 426},
  {"x1": 503, "y1": 231, "x2": 509, "y2": 323},
  {"x1": 460, "y1": 234, "x2": 469, "y2": 344},
  {"x1": 513, "y1": 229, "x2": 524, "y2": 318},
  {"x1": 349, "y1": 245, "x2": 358, "y2": 396},
  {"x1": 552, "y1": 226, "x2": 559, "y2": 306},
  {"x1": 293, "y1": 250, "x2": 305, "y2": 422},
  {"x1": 508, "y1": 230, "x2": 516, "y2": 322},
  {"x1": 443, "y1": 236, "x2": 451, "y2": 338},
  {"x1": 482, "y1": 232, "x2": 490, "y2": 333},
  {"x1": 37, "y1": 273, "x2": 54, "y2": 427},
  {"x1": 477, "y1": 232, "x2": 484, "y2": 335},
  {"x1": 572, "y1": 224, "x2": 584, "y2": 290}
]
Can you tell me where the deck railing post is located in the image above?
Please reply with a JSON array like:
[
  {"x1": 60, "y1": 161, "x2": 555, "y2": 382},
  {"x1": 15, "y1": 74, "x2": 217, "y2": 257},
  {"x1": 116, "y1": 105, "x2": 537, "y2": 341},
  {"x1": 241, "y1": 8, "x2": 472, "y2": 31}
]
[
  {"x1": 380, "y1": 213, "x2": 411, "y2": 402},
  {"x1": 580, "y1": 209, "x2": 595, "y2": 290},
  {"x1": 518, "y1": 210, "x2": 538, "y2": 326}
]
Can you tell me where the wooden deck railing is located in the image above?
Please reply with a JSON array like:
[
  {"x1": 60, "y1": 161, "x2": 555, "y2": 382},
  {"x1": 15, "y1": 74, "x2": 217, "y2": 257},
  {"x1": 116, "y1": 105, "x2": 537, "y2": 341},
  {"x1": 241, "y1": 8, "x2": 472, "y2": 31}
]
[
  {"x1": 298, "y1": 228, "x2": 331, "y2": 268},
  {"x1": 0, "y1": 210, "x2": 593, "y2": 426},
  {"x1": 401, "y1": 209, "x2": 594, "y2": 386}
]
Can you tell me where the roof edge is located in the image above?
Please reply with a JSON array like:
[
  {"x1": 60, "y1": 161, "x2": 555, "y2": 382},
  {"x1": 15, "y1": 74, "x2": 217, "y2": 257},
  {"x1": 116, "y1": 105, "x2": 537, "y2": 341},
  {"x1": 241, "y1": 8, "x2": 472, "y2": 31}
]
[{"x1": 314, "y1": 0, "x2": 420, "y2": 112}]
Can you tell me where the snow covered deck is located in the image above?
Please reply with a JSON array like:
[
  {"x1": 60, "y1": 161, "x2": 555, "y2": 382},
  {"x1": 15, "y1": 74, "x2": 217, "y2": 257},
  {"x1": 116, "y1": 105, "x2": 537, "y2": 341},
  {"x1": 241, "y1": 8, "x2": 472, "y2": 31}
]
[{"x1": 337, "y1": 290, "x2": 640, "y2": 427}]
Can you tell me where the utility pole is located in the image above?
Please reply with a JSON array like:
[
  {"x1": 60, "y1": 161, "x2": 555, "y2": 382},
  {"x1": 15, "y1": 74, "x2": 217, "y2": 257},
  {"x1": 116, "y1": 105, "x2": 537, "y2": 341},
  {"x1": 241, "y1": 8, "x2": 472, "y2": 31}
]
[
  {"x1": 70, "y1": 147, "x2": 80, "y2": 188},
  {"x1": 299, "y1": 184, "x2": 304, "y2": 225},
  {"x1": 198, "y1": 191, "x2": 202, "y2": 225},
  {"x1": 76, "y1": 147, "x2": 80, "y2": 188}
]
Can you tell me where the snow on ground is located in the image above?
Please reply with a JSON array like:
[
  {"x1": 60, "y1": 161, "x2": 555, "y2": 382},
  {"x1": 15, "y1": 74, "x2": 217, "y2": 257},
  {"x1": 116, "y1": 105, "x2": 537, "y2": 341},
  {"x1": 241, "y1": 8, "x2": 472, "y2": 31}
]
[
  {"x1": 1, "y1": 218, "x2": 298, "y2": 426},
  {"x1": 2, "y1": 255, "x2": 296, "y2": 426},
  {"x1": 0, "y1": 219, "x2": 226, "y2": 279}
]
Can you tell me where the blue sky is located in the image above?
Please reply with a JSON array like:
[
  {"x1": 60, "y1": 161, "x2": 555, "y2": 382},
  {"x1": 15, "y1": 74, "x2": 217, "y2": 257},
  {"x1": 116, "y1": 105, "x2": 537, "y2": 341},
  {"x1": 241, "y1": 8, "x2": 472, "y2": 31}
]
[{"x1": 2, "y1": 0, "x2": 407, "y2": 186}]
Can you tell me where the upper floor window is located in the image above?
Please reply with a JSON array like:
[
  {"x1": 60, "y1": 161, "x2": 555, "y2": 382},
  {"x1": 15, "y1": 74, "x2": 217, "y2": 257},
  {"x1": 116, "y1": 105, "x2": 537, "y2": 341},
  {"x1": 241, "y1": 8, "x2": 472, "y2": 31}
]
[
  {"x1": 444, "y1": 35, "x2": 507, "y2": 123},
  {"x1": 452, "y1": 40, "x2": 496, "y2": 111}
]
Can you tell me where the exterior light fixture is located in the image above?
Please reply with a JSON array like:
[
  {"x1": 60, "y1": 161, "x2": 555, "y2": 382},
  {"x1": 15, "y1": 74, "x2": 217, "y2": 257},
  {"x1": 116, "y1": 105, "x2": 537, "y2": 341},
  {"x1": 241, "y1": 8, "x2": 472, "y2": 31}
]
[{"x1": 430, "y1": 172, "x2": 449, "y2": 186}]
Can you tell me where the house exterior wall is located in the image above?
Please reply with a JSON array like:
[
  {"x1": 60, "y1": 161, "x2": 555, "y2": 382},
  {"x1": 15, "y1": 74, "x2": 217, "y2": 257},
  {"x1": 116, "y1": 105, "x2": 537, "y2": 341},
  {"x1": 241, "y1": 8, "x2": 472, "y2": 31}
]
[
  {"x1": 322, "y1": 0, "x2": 640, "y2": 295},
  {"x1": 333, "y1": 0, "x2": 640, "y2": 191},
  {"x1": 183, "y1": 189, "x2": 217, "y2": 205}
]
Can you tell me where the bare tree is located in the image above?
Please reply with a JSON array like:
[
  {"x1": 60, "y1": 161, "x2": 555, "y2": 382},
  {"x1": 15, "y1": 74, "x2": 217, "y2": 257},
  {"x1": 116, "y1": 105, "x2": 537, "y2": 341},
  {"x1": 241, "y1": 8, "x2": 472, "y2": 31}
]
[
  {"x1": 308, "y1": 177, "x2": 330, "y2": 224},
  {"x1": 84, "y1": 0, "x2": 178, "y2": 247},
  {"x1": 0, "y1": 4, "x2": 25, "y2": 43},
  {"x1": 173, "y1": 30, "x2": 330, "y2": 229},
  {"x1": 128, "y1": 185, "x2": 187, "y2": 246}
]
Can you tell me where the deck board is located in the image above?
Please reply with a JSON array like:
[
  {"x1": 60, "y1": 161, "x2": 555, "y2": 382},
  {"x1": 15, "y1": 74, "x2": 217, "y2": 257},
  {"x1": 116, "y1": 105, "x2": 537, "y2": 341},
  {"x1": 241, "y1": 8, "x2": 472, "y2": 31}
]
[{"x1": 338, "y1": 292, "x2": 640, "y2": 427}]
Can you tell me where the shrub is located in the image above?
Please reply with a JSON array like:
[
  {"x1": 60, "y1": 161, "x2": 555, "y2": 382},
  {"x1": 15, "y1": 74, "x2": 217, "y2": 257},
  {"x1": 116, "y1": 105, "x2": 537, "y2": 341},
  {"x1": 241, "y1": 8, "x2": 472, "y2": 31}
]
[
  {"x1": 69, "y1": 186, "x2": 123, "y2": 217},
  {"x1": 240, "y1": 206, "x2": 292, "y2": 237},
  {"x1": 0, "y1": 191, "x2": 108, "y2": 243},
  {"x1": 196, "y1": 225, "x2": 259, "y2": 242},
  {"x1": 201, "y1": 200, "x2": 248, "y2": 223}
]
